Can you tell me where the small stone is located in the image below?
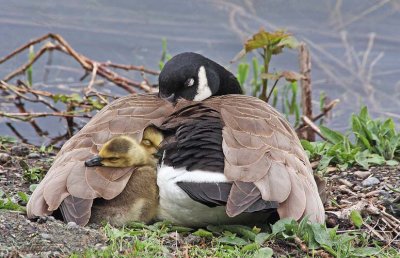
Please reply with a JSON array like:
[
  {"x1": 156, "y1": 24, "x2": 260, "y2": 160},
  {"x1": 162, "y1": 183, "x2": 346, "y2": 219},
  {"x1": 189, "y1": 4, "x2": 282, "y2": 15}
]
[
  {"x1": 339, "y1": 172, "x2": 348, "y2": 177},
  {"x1": 0, "y1": 153, "x2": 11, "y2": 164},
  {"x1": 361, "y1": 177, "x2": 380, "y2": 187},
  {"x1": 353, "y1": 185, "x2": 362, "y2": 191},
  {"x1": 354, "y1": 171, "x2": 371, "y2": 179},
  {"x1": 40, "y1": 233, "x2": 52, "y2": 240},
  {"x1": 47, "y1": 216, "x2": 55, "y2": 222},
  {"x1": 338, "y1": 178, "x2": 353, "y2": 187},
  {"x1": 67, "y1": 221, "x2": 78, "y2": 229},
  {"x1": 11, "y1": 145, "x2": 30, "y2": 156},
  {"x1": 27, "y1": 153, "x2": 41, "y2": 159}
]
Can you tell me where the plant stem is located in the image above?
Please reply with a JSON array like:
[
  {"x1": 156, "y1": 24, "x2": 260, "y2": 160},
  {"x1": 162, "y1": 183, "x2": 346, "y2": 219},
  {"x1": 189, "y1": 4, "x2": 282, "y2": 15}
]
[{"x1": 260, "y1": 47, "x2": 271, "y2": 101}]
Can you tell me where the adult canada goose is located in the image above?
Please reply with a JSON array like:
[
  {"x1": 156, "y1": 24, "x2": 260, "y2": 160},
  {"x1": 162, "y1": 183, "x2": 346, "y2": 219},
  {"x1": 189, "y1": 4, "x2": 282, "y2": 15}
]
[{"x1": 27, "y1": 52, "x2": 325, "y2": 226}]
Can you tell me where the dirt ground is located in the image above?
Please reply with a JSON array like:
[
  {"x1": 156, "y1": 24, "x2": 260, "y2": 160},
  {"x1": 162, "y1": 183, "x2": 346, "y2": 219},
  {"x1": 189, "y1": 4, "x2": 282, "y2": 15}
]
[{"x1": 0, "y1": 141, "x2": 399, "y2": 257}]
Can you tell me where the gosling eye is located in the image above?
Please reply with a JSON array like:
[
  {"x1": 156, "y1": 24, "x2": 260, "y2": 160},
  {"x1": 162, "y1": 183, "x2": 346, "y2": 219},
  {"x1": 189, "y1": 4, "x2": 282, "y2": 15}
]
[
  {"x1": 108, "y1": 157, "x2": 119, "y2": 162},
  {"x1": 184, "y1": 78, "x2": 195, "y2": 87},
  {"x1": 142, "y1": 139, "x2": 152, "y2": 146}
]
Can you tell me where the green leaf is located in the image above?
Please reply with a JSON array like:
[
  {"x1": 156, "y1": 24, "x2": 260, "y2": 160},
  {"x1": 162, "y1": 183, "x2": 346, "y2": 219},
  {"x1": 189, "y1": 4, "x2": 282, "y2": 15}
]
[
  {"x1": 193, "y1": 229, "x2": 213, "y2": 238},
  {"x1": 19, "y1": 160, "x2": 29, "y2": 171},
  {"x1": 352, "y1": 247, "x2": 380, "y2": 257},
  {"x1": 386, "y1": 160, "x2": 399, "y2": 166},
  {"x1": 253, "y1": 247, "x2": 273, "y2": 258},
  {"x1": 310, "y1": 223, "x2": 332, "y2": 247},
  {"x1": 212, "y1": 225, "x2": 257, "y2": 241},
  {"x1": 350, "y1": 210, "x2": 363, "y2": 228},
  {"x1": 255, "y1": 233, "x2": 270, "y2": 245},
  {"x1": 271, "y1": 218, "x2": 295, "y2": 234},
  {"x1": 237, "y1": 63, "x2": 249, "y2": 88},
  {"x1": 241, "y1": 242, "x2": 259, "y2": 252},
  {"x1": 244, "y1": 29, "x2": 292, "y2": 53},
  {"x1": 169, "y1": 225, "x2": 193, "y2": 233},
  {"x1": 218, "y1": 235, "x2": 248, "y2": 246},
  {"x1": 26, "y1": 45, "x2": 35, "y2": 87},
  {"x1": 317, "y1": 156, "x2": 333, "y2": 171},
  {"x1": 17, "y1": 192, "x2": 29, "y2": 203},
  {"x1": 320, "y1": 126, "x2": 345, "y2": 144}
]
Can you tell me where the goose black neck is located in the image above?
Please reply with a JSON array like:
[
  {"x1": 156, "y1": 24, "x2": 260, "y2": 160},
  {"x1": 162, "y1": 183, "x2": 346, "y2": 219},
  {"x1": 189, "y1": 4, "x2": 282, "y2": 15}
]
[{"x1": 212, "y1": 63, "x2": 243, "y2": 96}]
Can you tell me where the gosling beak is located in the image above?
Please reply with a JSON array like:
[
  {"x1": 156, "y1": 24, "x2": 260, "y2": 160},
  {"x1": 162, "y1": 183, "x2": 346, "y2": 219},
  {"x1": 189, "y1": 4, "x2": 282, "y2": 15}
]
[
  {"x1": 85, "y1": 155, "x2": 103, "y2": 167},
  {"x1": 159, "y1": 92, "x2": 176, "y2": 102}
]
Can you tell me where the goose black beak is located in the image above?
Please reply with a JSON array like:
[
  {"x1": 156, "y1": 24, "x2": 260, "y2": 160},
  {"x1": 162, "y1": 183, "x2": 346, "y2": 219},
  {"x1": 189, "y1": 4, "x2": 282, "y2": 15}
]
[
  {"x1": 85, "y1": 155, "x2": 103, "y2": 167},
  {"x1": 159, "y1": 92, "x2": 176, "y2": 102}
]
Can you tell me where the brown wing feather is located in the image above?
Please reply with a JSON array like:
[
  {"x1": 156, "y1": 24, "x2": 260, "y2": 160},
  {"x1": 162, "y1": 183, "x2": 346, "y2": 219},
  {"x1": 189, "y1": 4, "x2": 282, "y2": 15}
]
[
  {"x1": 204, "y1": 95, "x2": 325, "y2": 223},
  {"x1": 27, "y1": 94, "x2": 174, "y2": 225}
]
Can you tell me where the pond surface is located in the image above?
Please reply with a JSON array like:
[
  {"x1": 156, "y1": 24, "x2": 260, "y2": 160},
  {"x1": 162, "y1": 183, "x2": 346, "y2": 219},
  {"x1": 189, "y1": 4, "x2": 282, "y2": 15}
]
[{"x1": 0, "y1": 0, "x2": 399, "y2": 145}]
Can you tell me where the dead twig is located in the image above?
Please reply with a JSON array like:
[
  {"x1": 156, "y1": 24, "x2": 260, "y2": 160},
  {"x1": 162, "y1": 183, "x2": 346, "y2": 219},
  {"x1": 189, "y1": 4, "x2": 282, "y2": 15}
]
[
  {"x1": 266, "y1": 79, "x2": 280, "y2": 102},
  {"x1": 298, "y1": 43, "x2": 314, "y2": 141},
  {"x1": 300, "y1": 116, "x2": 326, "y2": 140},
  {"x1": 102, "y1": 61, "x2": 159, "y2": 75},
  {"x1": 0, "y1": 111, "x2": 91, "y2": 121},
  {"x1": 296, "y1": 99, "x2": 340, "y2": 131}
]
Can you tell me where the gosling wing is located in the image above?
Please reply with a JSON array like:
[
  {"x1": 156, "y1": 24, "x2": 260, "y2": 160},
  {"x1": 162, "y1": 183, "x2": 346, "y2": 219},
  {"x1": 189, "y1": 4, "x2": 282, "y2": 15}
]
[
  {"x1": 27, "y1": 94, "x2": 174, "y2": 225},
  {"x1": 205, "y1": 95, "x2": 325, "y2": 223}
]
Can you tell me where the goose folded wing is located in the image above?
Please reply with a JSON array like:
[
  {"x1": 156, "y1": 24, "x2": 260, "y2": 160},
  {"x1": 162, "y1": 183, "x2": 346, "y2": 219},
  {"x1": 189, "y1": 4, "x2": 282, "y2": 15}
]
[
  {"x1": 27, "y1": 94, "x2": 174, "y2": 225},
  {"x1": 205, "y1": 95, "x2": 325, "y2": 223}
]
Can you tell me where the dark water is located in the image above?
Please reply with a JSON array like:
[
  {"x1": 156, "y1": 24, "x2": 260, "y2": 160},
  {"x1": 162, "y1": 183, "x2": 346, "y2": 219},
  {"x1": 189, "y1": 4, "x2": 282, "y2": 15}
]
[{"x1": 0, "y1": 0, "x2": 399, "y2": 145}]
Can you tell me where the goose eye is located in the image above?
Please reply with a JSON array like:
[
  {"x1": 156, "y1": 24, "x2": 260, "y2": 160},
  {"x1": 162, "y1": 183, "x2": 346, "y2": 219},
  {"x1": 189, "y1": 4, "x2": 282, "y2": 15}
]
[
  {"x1": 108, "y1": 157, "x2": 119, "y2": 162},
  {"x1": 184, "y1": 78, "x2": 195, "y2": 87},
  {"x1": 142, "y1": 139, "x2": 152, "y2": 146}
]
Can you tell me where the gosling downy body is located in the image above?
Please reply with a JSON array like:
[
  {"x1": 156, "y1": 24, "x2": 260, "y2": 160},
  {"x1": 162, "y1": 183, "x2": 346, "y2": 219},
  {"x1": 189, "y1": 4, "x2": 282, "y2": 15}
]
[
  {"x1": 83, "y1": 128, "x2": 162, "y2": 226},
  {"x1": 27, "y1": 52, "x2": 325, "y2": 227}
]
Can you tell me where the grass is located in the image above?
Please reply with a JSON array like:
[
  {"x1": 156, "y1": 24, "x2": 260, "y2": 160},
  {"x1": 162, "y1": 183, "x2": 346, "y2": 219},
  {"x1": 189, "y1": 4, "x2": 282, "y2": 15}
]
[
  {"x1": 0, "y1": 190, "x2": 27, "y2": 212},
  {"x1": 70, "y1": 218, "x2": 399, "y2": 258}
]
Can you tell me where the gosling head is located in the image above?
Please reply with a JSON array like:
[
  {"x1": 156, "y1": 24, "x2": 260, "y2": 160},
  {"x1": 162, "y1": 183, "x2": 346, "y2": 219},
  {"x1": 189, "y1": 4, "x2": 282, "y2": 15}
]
[
  {"x1": 85, "y1": 127, "x2": 164, "y2": 168},
  {"x1": 158, "y1": 52, "x2": 242, "y2": 102}
]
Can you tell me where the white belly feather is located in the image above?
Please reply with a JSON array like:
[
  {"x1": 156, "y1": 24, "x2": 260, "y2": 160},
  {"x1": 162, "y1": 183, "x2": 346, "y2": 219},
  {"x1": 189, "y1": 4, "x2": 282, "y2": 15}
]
[{"x1": 156, "y1": 165, "x2": 266, "y2": 227}]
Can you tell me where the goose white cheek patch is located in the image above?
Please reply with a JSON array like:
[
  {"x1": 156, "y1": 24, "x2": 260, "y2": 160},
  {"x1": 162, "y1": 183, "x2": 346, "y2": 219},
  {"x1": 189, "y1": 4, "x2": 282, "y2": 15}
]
[{"x1": 194, "y1": 66, "x2": 212, "y2": 101}]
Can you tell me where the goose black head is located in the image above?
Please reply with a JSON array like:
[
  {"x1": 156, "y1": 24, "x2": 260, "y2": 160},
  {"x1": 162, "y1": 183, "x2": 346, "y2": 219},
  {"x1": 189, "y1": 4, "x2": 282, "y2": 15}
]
[{"x1": 158, "y1": 52, "x2": 243, "y2": 102}]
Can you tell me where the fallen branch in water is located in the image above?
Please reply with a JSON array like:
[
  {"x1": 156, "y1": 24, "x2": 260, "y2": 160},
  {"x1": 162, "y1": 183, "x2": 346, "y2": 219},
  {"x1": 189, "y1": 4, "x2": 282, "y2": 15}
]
[
  {"x1": 0, "y1": 111, "x2": 91, "y2": 121},
  {"x1": 0, "y1": 33, "x2": 158, "y2": 93},
  {"x1": 0, "y1": 33, "x2": 160, "y2": 146}
]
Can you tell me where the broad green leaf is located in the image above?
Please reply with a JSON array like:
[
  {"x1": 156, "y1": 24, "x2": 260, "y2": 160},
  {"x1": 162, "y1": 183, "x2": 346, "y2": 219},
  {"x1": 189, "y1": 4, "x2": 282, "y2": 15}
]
[
  {"x1": 352, "y1": 247, "x2": 380, "y2": 257},
  {"x1": 320, "y1": 126, "x2": 345, "y2": 144},
  {"x1": 317, "y1": 156, "x2": 333, "y2": 171},
  {"x1": 17, "y1": 192, "x2": 29, "y2": 203},
  {"x1": 301, "y1": 139, "x2": 313, "y2": 152},
  {"x1": 244, "y1": 29, "x2": 291, "y2": 52},
  {"x1": 271, "y1": 218, "x2": 296, "y2": 234},
  {"x1": 241, "y1": 243, "x2": 259, "y2": 252},
  {"x1": 218, "y1": 235, "x2": 248, "y2": 246},
  {"x1": 359, "y1": 106, "x2": 370, "y2": 121},
  {"x1": 217, "y1": 225, "x2": 256, "y2": 241},
  {"x1": 253, "y1": 247, "x2": 273, "y2": 258},
  {"x1": 255, "y1": 233, "x2": 270, "y2": 245},
  {"x1": 350, "y1": 210, "x2": 363, "y2": 228},
  {"x1": 169, "y1": 225, "x2": 193, "y2": 233},
  {"x1": 386, "y1": 160, "x2": 399, "y2": 166},
  {"x1": 193, "y1": 229, "x2": 213, "y2": 238},
  {"x1": 310, "y1": 223, "x2": 332, "y2": 247}
]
